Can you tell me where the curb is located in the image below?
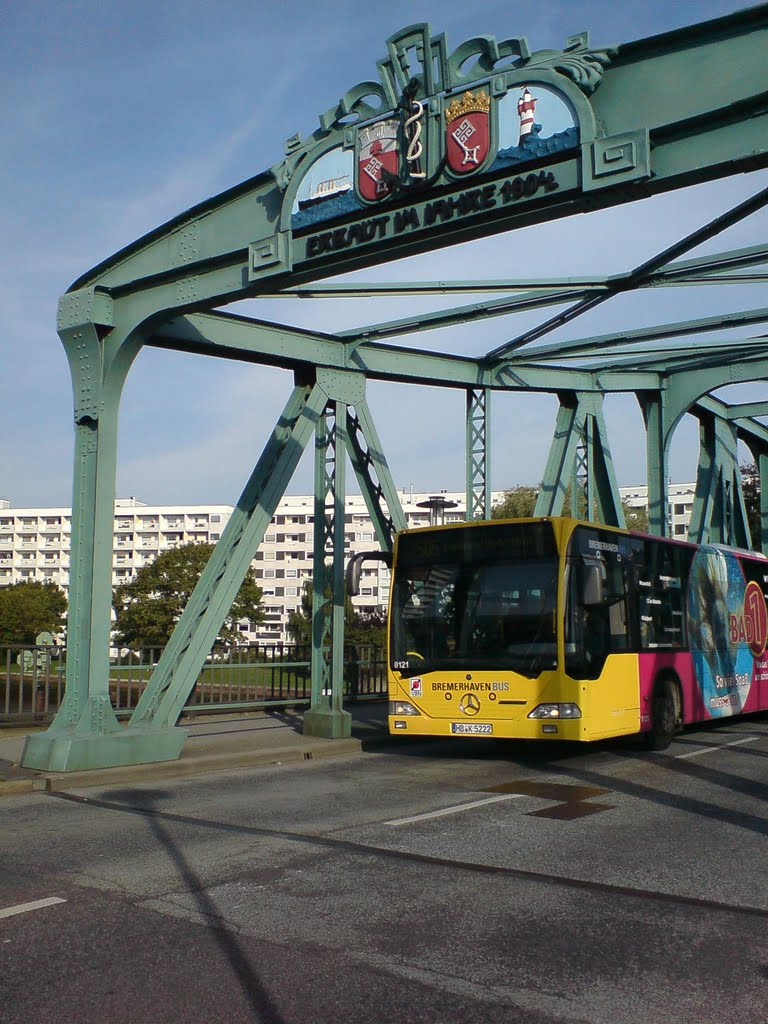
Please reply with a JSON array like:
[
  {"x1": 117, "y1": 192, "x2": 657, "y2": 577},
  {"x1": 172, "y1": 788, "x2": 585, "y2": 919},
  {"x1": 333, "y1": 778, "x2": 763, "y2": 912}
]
[{"x1": 0, "y1": 732, "x2": 395, "y2": 798}]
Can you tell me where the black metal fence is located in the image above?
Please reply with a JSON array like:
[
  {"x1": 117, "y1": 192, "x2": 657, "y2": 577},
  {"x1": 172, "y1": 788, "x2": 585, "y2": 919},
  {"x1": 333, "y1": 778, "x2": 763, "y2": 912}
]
[{"x1": 0, "y1": 643, "x2": 387, "y2": 724}]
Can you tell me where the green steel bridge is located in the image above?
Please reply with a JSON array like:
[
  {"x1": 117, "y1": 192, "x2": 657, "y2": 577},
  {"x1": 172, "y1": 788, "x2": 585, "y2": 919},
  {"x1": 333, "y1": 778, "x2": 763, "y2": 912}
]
[{"x1": 22, "y1": 5, "x2": 768, "y2": 771}]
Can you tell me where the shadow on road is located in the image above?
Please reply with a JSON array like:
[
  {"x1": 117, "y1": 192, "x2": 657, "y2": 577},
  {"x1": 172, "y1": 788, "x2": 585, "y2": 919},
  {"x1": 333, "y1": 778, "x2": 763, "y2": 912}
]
[{"x1": 97, "y1": 788, "x2": 287, "y2": 1024}]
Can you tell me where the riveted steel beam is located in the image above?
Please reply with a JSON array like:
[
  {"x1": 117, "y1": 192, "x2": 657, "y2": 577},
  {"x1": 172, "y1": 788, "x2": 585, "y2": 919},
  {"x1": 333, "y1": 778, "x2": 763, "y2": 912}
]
[
  {"x1": 129, "y1": 381, "x2": 329, "y2": 732},
  {"x1": 151, "y1": 312, "x2": 659, "y2": 392},
  {"x1": 485, "y1": 184, "x2": 768, "y2": 363},
  {"x1": 725, "y1": 401, "x2": 768, "y2": 421},
  {"x1": 277, "y1": 278, "x2": 610, "y2": 298},
  {"x1": 346, "y1": 398, "x2": 406, "y2": 550},
  {"x1": 501, "y1": 306, "x2": 768, "y2": 366},
  {"x1": 695, "y1": 395, "x2": 768, "y2": 447},
  {"x1": 688, "y1": 409, "x2": 751, "y2": 548},
  {"x1": 337, "y1": 288, "x2": 593, "y2": 344},
  {"x1": 304, "y1": 400, "x2": 352, "y2": 738},
  {"x1": 466, "y1": 389, "x2": 491, "y2": 521},
  {"x1": 534, "y1": 392, "x2": 624, "y2": 526},
  {"x1": 638, "y1": 391, "x2": 671, "y2": 537},
  {"x1": 576, "y1": 337, "x2": 768, "y2": 371}
]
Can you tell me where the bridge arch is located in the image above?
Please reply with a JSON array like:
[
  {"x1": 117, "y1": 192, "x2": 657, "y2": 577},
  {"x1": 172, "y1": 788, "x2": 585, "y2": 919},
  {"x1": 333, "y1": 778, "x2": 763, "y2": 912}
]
[{"x1": 21, "y1": 6, "x2": 768, "y2": 771}]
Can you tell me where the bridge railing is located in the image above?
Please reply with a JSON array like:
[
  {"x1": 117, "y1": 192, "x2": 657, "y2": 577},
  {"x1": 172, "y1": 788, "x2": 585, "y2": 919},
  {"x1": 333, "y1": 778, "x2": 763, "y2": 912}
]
[{"x1": 0, "y1": 643, "x2": 387, "y2": 724}]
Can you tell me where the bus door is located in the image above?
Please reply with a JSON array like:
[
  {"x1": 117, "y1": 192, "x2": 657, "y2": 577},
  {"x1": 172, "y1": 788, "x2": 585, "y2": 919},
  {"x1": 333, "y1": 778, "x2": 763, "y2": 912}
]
[{"x1": 565, "y1": 527, "x2": 639, "y2": 737}]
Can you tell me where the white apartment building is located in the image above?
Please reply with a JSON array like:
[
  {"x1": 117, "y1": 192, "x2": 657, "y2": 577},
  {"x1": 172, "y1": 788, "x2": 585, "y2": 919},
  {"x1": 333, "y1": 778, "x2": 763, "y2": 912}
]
[
  {"x1": 0, "y1": 485, "x2": 696, "y2": 644},
  {"x1": 621, "y1": 481, "x2": 696, "y2": 538}
]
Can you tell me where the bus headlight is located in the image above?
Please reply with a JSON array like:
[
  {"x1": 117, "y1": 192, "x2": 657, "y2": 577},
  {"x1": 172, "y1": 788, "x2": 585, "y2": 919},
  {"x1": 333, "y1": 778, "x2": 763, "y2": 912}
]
[
  {"x1": 528, "y1": 703, "x2": 581, "y2": 720},
  {"x1": 389, "y1": 700, "x2": 421, "y2": 717}
]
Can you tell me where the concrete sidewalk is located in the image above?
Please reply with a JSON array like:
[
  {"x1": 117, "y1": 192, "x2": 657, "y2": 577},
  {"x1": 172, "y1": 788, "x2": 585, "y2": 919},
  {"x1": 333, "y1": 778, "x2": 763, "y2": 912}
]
[{"x1": 0, "y1": 701, "x2": 393, "y2": 797}]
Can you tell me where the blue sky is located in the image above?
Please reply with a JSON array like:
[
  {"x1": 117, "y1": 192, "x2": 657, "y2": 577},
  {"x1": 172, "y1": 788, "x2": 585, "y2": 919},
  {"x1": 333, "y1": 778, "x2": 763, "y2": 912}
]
[{"x1": 2, "y1": 0, "x2": 765, "y2": 508}]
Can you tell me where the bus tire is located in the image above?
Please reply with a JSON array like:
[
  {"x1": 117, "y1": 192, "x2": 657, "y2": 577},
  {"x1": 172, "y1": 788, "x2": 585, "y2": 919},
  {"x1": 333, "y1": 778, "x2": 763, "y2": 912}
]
[{"x1": 645, "y1": 676, "x2": 681, "y2": 751}]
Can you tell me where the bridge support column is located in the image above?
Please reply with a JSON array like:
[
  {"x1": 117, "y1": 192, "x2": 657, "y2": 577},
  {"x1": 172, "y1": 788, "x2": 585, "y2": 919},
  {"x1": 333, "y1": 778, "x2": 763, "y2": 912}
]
[
  {"x1": 304, "y1": 373, "x2": 367, "y2": 739},
  {"x1": 757, "y1": 451, "x2": 768, "y2": 555},
  {"x1": 535, "y1": 392, "x2": 624, "y2": 526},
  {"x1": 21, "y1": 307, "x2": 166, "y2": 772},
  {"x1": 689, "y1": 409, "x2": 751, "y2": 547},
  {"x1": 466, "y1": 388, "x2": 491, "y2": 520},
  {"x1": 639, "y1": 392, "x2": 671, "y2": 537}
]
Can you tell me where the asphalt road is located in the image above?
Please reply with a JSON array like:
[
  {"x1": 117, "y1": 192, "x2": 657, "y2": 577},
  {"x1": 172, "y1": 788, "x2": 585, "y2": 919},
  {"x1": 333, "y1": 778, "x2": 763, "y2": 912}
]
[{"x1": 1, "y1": 716, "x2": 767, "y2": 1024}]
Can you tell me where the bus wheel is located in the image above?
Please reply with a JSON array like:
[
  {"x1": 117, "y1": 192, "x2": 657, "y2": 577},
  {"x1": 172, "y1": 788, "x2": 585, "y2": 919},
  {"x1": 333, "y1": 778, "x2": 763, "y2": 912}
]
[{"x1": 646, "y1": 678, "x2": 680, "y2": 751}]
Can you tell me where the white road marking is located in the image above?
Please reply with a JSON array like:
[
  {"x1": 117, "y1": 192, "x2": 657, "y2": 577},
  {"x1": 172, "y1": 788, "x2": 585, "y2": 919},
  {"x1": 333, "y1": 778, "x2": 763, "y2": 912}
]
[
  {"x1": 385, "y1": 793, "x2": 523, "y2": 826},
  {"x1": 674, "y1": 735, "x2": 762, "y2": 760},
  {"x1": 0, "y1": 897, "x2": 67, "y2": 921}
]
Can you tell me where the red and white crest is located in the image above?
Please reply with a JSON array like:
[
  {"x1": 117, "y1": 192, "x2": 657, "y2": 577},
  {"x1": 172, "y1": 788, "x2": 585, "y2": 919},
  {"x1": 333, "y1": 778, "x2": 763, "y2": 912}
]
[
  {"x1": 445, "y1": 90, "x2": 491, "y2": 175},
  {"x1": 357, "y1": 118, "x2": 399, "y2": 202}
]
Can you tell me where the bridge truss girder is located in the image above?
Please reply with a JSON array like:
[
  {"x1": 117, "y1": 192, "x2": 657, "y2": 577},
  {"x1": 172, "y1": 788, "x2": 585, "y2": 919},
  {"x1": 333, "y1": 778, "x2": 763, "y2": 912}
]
[{"x1": 21, "y1": 5, "x2": 768, "y2": 770}]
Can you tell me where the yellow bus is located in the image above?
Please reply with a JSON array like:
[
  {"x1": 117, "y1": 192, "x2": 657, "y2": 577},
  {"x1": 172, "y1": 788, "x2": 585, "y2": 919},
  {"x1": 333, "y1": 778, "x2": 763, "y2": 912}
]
[{"x1": 350, "y1": 517, "x2": 768, "y2": 749}]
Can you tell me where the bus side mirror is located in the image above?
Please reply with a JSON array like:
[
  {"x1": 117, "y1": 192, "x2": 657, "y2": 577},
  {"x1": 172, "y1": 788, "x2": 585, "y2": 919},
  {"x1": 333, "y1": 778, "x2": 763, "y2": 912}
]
[
  {"x1": 581, "y1": 565, "x2": 604, "y2": 606},
  {"x1": 345, "y1": 550, "x2": 392, "y2": 596}
]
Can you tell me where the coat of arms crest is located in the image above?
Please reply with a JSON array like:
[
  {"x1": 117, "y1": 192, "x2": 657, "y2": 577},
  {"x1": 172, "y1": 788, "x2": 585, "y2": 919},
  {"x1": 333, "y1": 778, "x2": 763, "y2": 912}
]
[
  {"x1": 356, "y1": 118, "x2": 400, "y2": 202},
  {"x1": 444, "y1": 90, "x2": 492, "y2": 175}
]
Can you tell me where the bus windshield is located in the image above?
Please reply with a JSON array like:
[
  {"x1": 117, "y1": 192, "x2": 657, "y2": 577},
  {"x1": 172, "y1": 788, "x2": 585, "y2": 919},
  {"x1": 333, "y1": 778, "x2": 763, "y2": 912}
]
[{"x1": 391, "y1": 521, "x2": 558, "y2": 678}]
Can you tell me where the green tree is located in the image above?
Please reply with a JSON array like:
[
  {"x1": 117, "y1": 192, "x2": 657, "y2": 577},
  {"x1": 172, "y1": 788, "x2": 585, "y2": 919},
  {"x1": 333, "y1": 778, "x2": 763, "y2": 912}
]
[
  {"x1": 287, "y1": 579, "x2": 386, "y2": 648},
  {"x1": 346, "y1": 604, "x2": 387, "y2": 648},
  {"x1": 0, "y1": 581, "x2": 67, "y2": 646},
  {"x1": 112, "y1": 542, "x2": 264, "y2": 649},
  {"x1": 623, "y1": 502, "x2": 649, "y2": 533},
  {"x1": 286, "y1": 580, "x2": 313, "y2": 646},
  {"x1": 491, "y1": 486, "x2": 539, "y2": 519},
  {"x1": 492, "y1": 482, "x2": 649, "y2": 531}
]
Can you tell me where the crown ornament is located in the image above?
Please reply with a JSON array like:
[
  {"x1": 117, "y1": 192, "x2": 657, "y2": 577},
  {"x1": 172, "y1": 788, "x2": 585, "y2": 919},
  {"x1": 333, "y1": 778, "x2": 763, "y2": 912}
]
[{"x1": 444, "y1": 90, "x2": 491, "y2": 122}]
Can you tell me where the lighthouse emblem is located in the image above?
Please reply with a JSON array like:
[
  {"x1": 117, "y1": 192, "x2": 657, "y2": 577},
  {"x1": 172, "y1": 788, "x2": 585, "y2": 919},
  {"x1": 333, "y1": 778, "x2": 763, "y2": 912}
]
[
  {"x1": 517, "y1": 86, "x2": 537, "y2": 144},
  {"x1": 444, "y1": 90, "x2": 492, "y2": 176}
]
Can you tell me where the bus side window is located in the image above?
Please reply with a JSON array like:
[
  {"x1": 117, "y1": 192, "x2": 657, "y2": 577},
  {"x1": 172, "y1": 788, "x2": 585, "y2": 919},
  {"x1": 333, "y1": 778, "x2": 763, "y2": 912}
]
[
  {"x1": 607, "y1": 598, "x2": 628, "y2": 650},
  {"x1": 638, "y1": 540, "x2": 688, "y2": 649}
]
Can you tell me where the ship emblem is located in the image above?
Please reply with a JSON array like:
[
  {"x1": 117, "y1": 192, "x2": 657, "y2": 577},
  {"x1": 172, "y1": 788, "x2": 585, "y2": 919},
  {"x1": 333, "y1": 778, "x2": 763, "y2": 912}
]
[{"x1": 444, "y1": 90, "x2": 492, "y2": 175}]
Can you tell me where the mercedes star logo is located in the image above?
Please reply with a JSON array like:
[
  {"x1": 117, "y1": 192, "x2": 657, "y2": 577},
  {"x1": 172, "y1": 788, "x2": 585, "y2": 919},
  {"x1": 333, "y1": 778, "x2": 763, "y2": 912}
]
[{"x1": 459, "y1": 693, "x2": 481, "y2": 716}]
